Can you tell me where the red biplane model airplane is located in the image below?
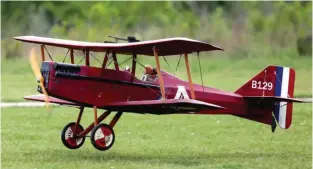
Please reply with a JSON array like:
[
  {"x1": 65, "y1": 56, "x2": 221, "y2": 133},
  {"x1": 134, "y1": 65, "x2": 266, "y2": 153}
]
[{"x1": 14, "y1": 35, "x2": 309, "y2": 151}]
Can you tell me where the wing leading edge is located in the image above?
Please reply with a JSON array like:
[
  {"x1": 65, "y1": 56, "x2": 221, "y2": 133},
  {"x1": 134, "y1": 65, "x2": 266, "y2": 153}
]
[{"x1": 14, "y1": 36, "x2": 223, "y2": 56}]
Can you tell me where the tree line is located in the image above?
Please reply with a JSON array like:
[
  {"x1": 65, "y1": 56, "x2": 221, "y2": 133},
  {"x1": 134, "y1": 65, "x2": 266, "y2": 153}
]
[{"x1": 2, "y1": 1, "x2": 312, "y2": 59}]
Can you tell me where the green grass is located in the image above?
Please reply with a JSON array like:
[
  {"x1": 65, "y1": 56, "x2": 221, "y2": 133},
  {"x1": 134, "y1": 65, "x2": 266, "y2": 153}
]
[
  {"x1": 1, "y1": 55, "x2": 312, "y2": 102},
  {"x1": 1, "y1": 103, "x2": 311, "y2": 169}
]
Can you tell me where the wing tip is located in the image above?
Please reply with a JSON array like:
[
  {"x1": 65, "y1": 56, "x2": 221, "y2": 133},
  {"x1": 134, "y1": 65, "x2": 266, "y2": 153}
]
[
  {"x1": 13, "y1": 36, "x2": 22, "y2": 40},
  {"x1": 212, "y1": 46, "x2": 224, "y2": 51},
  {"x1": 13, "y1": 36, "x2": 29, "y2": 41}
]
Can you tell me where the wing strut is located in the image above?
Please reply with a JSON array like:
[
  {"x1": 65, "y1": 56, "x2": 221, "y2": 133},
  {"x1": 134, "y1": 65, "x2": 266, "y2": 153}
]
[
  {"x1": 112, "y1": 52, "x2": 119, "y2": 70},
  {"x1": 131, "y1": 54, "x2": 137, "y2": 81},
  {"x1": 86, "y1": 49, "x2": 90, "y2": 66},
  {"x1": 93, "y1": 106, "x2": 98, "y2": 126},
  {"x1": 184, "y1": 53, "x2": 196, "y2": 99},
  {"x1": 70, "y1": 49, "x2": 74, "y2": 64},
  {"x1": 40, "y1": 45, "x2": 45, "y2": 61},
  {"x1": 102, "y1": 50, "x2": 110, "y2": 69},
  {"x1": 153, "y1": 46, "x2": 166, "y2": 99}
]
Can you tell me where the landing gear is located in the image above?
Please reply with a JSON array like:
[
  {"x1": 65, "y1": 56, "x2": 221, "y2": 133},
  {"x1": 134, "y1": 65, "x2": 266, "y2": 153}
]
[
  {"x1": 60, "y1": 106, "x2": 123, "y2": 151},
  {"x1": 90, "y1": 123, "x2": 115, "y2": 151},
  {"x1": 61, "y1": 122, "x2": 85, "y2": 149}
]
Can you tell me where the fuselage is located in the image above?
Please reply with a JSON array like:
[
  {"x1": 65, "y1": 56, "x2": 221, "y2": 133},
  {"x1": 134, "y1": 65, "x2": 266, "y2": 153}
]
[{"x1": 40, "y1": 61, "x2": 246, "y2": 115}]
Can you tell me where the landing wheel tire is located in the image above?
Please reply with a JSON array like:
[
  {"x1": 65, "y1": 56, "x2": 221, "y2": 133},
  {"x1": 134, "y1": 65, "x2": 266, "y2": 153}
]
[
  {"x1": 61, "y1": 122, "x2": 85, "y2": 149},
  {"x1": 90, "y1": 123, "x2": 115, "y2": 151}
]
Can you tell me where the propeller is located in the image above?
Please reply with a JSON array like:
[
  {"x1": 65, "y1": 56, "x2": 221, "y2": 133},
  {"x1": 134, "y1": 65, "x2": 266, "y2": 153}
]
[{"x1": 29, "y1": 47, "x2": 50, "y2": 111}]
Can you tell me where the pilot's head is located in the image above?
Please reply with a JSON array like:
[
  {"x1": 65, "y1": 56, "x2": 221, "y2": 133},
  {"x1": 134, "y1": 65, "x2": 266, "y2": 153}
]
[{"x1": 144, "y1": 65, "x2": 154, "y2": 75}]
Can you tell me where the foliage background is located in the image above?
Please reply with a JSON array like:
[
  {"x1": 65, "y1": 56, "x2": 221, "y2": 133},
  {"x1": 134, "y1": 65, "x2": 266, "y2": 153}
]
[{"x1": 1, "y1": 1, "x2": 312, "y2": 59}]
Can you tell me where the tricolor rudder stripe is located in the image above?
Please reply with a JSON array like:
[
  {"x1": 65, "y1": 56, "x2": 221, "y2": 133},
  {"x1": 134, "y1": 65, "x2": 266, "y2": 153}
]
[{"x1": 273, "y1": 66, "x2": 295, "y2": 129}]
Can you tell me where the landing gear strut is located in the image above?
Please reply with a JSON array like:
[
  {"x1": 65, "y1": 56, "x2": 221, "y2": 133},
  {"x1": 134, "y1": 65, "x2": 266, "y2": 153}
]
[{"x1": 60, "y1": 106, "x2": 123, "y2": 151}]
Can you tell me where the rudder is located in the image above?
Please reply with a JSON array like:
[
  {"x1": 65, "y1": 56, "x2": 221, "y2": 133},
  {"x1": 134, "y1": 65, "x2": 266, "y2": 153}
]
[
  {"x1": 235, "y1": 66, "x2": 296, "y2": 130},
  {"x1": 273, "y1": 66, "x2": 295, "y2": 129}
]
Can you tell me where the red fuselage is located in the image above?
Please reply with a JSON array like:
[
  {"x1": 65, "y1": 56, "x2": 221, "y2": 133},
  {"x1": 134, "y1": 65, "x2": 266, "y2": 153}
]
[{"x1": 41, "y1": 61, "x2": 246, "y2": 115}]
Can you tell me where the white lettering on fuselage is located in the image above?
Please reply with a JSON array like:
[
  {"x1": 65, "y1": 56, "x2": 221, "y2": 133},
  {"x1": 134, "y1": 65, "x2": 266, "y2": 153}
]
[{"x1": 174, "y1": 86, "x2": 190, "y2": 99}]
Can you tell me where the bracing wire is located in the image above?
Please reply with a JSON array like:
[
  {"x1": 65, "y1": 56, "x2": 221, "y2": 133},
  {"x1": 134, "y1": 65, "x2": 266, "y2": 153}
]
[
  {"x1": 134, "y1": 58, "x2": 146, "y2": 68},
  {"x1": 107, "y1": 56, "x2": 133, "y2": 70},
  {"x1": 98, "y1": 52, "x2": 109, "y2": 67},
  {"x1": 174, "y1": 54, "x2": 182, "y2": 74},
  {"x1": 162, "y1": 56, "x2": 172, "y2": 70},
  {"x1": 119, "y1": 56, "x2": 133, "y2": 66},
  {"x1": 197, "y1": 52, "x2": 205, "y2": 92},
  {"x1": 90, "y1": 52, "x2": 102, "y2": 65},
  {"x1": 107, "y1": 60, "x2": 114, "y2": 67},
  {"x1": 109, "y1": 55, "x2": 125, "y2": 70},
  {"x1": 62, "y1": 49, "x2": 70, "y2": 63},
  {"x1": 74, "y1": 50, "x2": 86, "y2": 64},
  {"x1": 43, "y1": 46, "x2": 54, "y2": 61}
]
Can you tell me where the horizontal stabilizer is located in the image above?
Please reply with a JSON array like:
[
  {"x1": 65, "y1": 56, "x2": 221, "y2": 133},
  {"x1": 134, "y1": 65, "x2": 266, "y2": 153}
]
[
  {"x1": 102, "y1": 99, "x2": 225, "y2": 114},
  {"x1": 243, "y1": 96, "x2": 310, "y2": 103}
]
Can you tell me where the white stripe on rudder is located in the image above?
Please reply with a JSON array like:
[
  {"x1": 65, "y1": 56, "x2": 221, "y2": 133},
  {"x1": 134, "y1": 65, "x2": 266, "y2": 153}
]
[
  {"x1": 278, "y1": 67, "x2": 290, "y2": 128},
  {"x1": 279, "y1": 102, "x2": 287, "y2": 128}
]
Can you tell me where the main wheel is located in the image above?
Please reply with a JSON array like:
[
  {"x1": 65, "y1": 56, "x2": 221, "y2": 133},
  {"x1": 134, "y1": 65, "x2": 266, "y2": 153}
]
[
  {"x1": 90, "y1": 123, "x2": 115, "y2": 151},
  {"x1": 61, "y1": 122, "x2": 85, "y2": 149}
]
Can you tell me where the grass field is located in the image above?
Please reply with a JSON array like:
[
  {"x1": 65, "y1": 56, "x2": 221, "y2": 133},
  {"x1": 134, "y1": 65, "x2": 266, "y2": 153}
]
[{"x1": 1, "y1": 104, "x2": 311, "y2": 169}]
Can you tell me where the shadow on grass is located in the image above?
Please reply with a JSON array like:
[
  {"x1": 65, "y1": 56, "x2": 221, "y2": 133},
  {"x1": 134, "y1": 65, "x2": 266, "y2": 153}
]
[{"x1": 22, "y1": 149, "x2": 310, "y2": 167}]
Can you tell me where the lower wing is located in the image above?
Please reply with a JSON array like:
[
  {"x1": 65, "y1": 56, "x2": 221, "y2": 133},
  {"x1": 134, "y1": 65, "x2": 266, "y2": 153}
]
[
  {"x1": 101, "y1": 99, "x2": 225, "y2": 114},
  {"x1": 24, "y1": 94, "x2": 225, "y2": 114}
]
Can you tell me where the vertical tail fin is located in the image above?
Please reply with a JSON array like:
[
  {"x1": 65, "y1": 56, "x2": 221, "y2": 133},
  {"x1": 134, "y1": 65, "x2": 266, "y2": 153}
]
[
  {"x1": 235, "y1": 66, "x2": 296, "y2": 130},
  {"x1": 273, "y1": 66, "x2": 295, "y2": 129}
]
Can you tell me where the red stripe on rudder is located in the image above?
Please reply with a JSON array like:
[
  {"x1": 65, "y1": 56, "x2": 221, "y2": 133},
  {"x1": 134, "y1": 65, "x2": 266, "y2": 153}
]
[
  {"x1": 288, "y1": 68, "x2": 295, "y2": 98},
  {"x1": 285, "y1": 103, "x2": 293, "y2": 129},
  {"x1": 285, "y1": 68, "x2": 295, "y2": 129}
]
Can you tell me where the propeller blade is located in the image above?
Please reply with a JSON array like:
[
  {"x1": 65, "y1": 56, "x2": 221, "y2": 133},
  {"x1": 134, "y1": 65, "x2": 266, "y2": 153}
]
[
  {"x1": 39, "y1": 77, "x2": 50, "y2": 111},
  {"x1": 29, "y1": 47, "x2": 50, "y2": 111},
  {"x1": 29, "y1": 48, "x2": 42, "y2": 80}
]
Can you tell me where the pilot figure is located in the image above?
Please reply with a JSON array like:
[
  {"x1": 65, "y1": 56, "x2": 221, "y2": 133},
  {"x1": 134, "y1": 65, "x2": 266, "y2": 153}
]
[{"x1": 143, "y1": 65, "x2": 157, "y2": 82}]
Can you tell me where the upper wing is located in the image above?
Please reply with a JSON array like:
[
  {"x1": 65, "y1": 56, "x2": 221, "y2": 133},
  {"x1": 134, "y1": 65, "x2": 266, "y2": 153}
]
[
  {"x1": 101, "y1": 99, "x2": 225, "y2": 114},
  {"x1": 14, "y1": 36, "x2": 223, "y2": 56}
]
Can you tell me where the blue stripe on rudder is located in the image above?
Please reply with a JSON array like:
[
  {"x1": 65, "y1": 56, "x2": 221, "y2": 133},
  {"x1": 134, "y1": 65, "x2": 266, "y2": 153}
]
[
  {"x1": 274, "y1": 66, "x2": 284, "y2": 121},
  {"x1": 275, "y1": 66, "x2": 283, "y2": 97}
]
